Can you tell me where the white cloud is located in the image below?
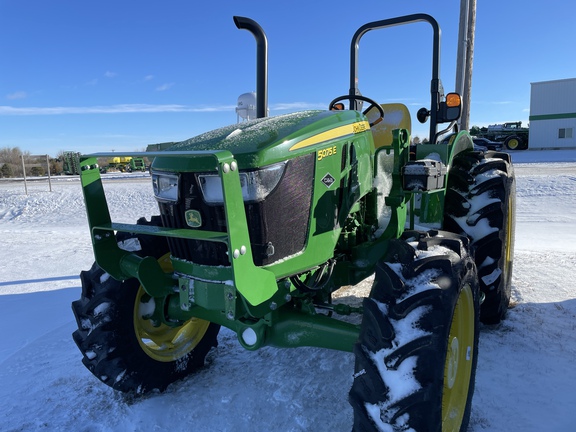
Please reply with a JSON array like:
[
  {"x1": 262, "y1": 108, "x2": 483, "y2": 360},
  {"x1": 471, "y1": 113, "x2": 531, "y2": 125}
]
[
  {"x1": 104, "y1": 71, "x2": 117, "y2": 78},
  {"x1": 143, "y1": 75, "x2": 154, "y2": 81},
  {"x1": 0, "y1": 100, "x2": 340, "y2": 116},
  {"x1": 474, "y1": 100, "x2": 515, "y2": 105},
  {"x1": 270, "y1": 102, "x2": 326, "y2": 111},
  {"x1": 6, "y1": 91, "x2": 27, "y2": 100},
  {"x1": 0, "y1": 103, "x2": 236, "y2": 115},
  {"x1": 156, "y1": 83, "x2": 174, "y2": 91}
]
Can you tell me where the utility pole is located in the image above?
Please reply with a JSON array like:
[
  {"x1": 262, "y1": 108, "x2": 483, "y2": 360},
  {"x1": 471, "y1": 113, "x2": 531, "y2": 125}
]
[
  {"x1": 456, "y1": 0, "x2": 476, "y2": 131},
  {"x1": 455, "y1": 0, "x2": 469, "y2": 100}
]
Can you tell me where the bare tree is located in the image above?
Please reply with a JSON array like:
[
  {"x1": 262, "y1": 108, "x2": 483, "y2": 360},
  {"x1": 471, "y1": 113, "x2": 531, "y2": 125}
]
[{"x1": 0, "y1": 147, "x2": 26, "y2": 177}]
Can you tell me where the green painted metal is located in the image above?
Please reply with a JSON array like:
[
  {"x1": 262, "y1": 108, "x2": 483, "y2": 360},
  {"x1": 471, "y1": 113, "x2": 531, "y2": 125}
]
[
  {"x1": 150, "y1": 110, "x2": 379, "y2": 286},
  {"x1": 217, "y1": 156, "x2": 277, "y2": 308},
  {"x1": 81, "y1": 151, "x2": 280, "y2": 308},
  {"x1": 529, "y1": 112, "x2": 576, "y2": 121},
  {"x1": 153, "y1": 110, "x2": 367, "y2": 169},
  {"x1": 261, "y1": 308, "x2": 360, "y2": 351},
  {"x1": 347, "y1": 128, "x2": 410, "y2": 279},
  {"x1": 165, "y1": 293, "x2": 360, "y2": 352},
  {"x1": 407, "y1": 131, "x2": 474, "y2": 227}
]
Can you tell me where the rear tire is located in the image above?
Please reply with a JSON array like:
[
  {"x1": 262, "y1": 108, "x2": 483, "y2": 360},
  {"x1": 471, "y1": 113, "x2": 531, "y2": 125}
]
[
  {"x1": 350, "y1": 230, "x2": 480, "y2": 431},
  {"x1": 504, "y1": 136, "x2": 521, "y2": 150},
  {"x1": 72, "y1": 216, "x2": 220, "y2": 394},
  {"x1": 444, "y1": 151, "x2": 516, "y2": 324}
]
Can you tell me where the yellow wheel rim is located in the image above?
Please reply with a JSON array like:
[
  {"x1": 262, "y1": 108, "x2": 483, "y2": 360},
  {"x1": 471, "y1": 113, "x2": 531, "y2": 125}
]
[
  {"x1": 133, "y1": 253, "x2": 210, "y2": 362},
  {"x1": 442, "y1": 283, "x2": 475, "y2": 431},
  {"x1": 504, "y1": 193, "x2": 514, "y2": 283},
  {"x1": 508, "y1": 138, "x2": 519, "y2": 149}
]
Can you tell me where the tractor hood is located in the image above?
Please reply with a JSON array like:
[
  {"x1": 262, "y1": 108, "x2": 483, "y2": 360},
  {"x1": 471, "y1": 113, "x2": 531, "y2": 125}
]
[{"x1": 152, "y1": 109, "x2": 369, "y2": 171}]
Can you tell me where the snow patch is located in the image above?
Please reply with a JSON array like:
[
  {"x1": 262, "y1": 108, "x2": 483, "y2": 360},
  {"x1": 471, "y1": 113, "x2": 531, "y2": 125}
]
[
  {"x1": 80, "y1": 318, "x2": 93, "y2": 331},
  {"x1": 481, "y1": 268, "x2": 502, "y2": 286},
  {"x1": 175, "y1": 354, "x2": 190, "y2": 372},
  {"x1": 118, "y1": 237, "x2": 142, "y2": 252},
  {"x1": 426, "y1": 152, "x2": 442, "y2": 162},
  {"x1": 453, "y1": 214, "x2": 499, "y2": 241},
  {"x1": 480, "y1": 256, "x2": 496, "y2": 267},
  {"x1": 363, "y1": 299, "x2": 432, "y2": 428},
  {"x1": 94, "y1": 302, "x2": 110, "y2": 316},
  {"x1": 365, "y1": 402, "x2": 416, "y2": 432},
  {"x1": 473, "y1": 168, "x2": 504, "y2": 186},
  {"x1": 225, "y1": 128, "x2": 243, "y2": 139},
  {"x1": 100, "y1": 272, "x2": 111, "y2": 284},
  {"x1": 374, "y1": 150, "x2": 394, "y2": 237},
  {"x1": 114, "y1": 370, "x2": 126, "y2": 383},
  {"x1": 468, "y1": 190, "x2": 501, "y2": 214},
  {"x1": 138, "y1": 297, "x2": 156, "y2": 318}
]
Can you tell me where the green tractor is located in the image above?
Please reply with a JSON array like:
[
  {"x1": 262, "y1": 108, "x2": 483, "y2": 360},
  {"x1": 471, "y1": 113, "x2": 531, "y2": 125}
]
[{"x1": 72, "y1": 13, "x2": 515, "y2": 431}]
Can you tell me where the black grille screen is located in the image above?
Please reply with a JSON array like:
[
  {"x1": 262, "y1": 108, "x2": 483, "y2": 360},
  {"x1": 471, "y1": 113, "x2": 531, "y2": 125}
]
[{"x1": 159, "y1": 153, "x2": 315, "y2": 267}]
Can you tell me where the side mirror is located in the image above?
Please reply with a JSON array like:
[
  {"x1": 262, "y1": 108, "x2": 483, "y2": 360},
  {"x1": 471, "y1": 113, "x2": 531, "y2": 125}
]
[
  {"x1": 417, "y1": 93, "x2": 461, "y2": 125},
  {"x1": 438, "y1": 92, "x2": 462, "y2": 123},
  {"x1": 417, "y1": 107, "x2": 430, "y2": 124}
]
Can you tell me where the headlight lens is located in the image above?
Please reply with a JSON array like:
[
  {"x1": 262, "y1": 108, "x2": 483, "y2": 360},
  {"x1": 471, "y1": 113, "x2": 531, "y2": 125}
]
[
  {"x1": 198, "y1": 162, "x2": 286, "y2": 204},
  {"x1": 152, "y1": 172, "x2": 179, "y2": 203}
]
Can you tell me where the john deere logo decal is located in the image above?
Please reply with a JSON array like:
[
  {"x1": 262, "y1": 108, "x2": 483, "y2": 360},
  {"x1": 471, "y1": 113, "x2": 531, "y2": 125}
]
[
  {"x1": 321, "y1": 173, "x2": 336, "y2": 188},
  {"x1": 185, "y1": 210, "x2": 202, "y2": 228}
]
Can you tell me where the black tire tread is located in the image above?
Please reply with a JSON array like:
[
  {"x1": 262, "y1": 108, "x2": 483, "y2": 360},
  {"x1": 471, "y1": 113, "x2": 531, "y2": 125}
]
[
  {"x1": 350, "y1": 230, "x2": 480, "y2": 431},
  {"x1": 444, "y1": 150, "x2": 516, "y2": 324},
  {"x1": 72, "y1": 216, "x2": 220, "y2": 394}
]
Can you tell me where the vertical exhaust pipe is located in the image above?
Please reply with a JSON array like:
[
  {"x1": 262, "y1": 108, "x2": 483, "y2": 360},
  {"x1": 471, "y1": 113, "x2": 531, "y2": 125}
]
[{"x1": 233, "y1": 16, "x2": 268, "y2": 118}]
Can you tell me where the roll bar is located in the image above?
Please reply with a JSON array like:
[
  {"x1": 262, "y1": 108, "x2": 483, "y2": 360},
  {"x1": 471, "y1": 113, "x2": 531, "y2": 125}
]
[{"x1": 349, "y1": 13, "x2": 444, "y2": 141}]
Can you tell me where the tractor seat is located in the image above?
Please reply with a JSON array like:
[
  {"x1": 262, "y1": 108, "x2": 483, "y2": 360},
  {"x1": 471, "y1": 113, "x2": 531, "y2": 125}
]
[{"x1": 365, "y1": 103, "x2": 412, "y2": 149}]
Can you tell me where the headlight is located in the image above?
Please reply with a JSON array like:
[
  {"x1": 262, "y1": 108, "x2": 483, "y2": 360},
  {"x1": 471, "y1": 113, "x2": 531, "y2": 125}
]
[
  {"x1": 198, "y1": 162, "x2": 286, "y2": 205},
  {"x1": 152, "y1": 171, "x2": 179, "y2": 203}
]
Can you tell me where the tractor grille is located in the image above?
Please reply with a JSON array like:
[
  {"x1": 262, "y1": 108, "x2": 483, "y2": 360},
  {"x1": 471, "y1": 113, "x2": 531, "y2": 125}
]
[{"x1": 158, "y1": 154, "x2": 315, "y2": 267}]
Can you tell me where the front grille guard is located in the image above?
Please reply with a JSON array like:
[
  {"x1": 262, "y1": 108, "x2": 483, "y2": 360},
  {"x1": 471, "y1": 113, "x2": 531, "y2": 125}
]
[{"x1": 79, "y1": 150, "x2": 277, "y2": 307}]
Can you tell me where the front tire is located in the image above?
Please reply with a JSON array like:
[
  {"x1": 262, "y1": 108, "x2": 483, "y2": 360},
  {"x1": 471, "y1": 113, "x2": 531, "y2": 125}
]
[
  {"x1": 350, "y1": 230, "x2": 480, "y2": 431},
  {"x1": 72, "y1": 217, "x2": 220, "y2": 394}
]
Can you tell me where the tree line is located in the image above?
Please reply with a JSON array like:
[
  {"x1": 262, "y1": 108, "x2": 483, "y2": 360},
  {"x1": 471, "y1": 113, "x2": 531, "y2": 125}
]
[{"x1": 0, "y1": 147, "x2": 63, "y2": 178}]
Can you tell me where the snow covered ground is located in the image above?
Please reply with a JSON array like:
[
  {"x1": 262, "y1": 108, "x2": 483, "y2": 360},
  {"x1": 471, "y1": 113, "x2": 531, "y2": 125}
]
[{"x1": 1, "y1": 149, "x2": 575, "y2": 431}]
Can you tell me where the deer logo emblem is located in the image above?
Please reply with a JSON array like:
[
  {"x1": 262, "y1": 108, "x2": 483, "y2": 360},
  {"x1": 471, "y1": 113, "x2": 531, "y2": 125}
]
[{"x1": 185, "y1": 210, "x2": 202, "y2": 228}]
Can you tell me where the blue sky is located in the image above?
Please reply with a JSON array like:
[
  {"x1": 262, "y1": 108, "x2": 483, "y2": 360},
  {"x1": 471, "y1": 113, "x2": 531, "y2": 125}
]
[{"x1": 1, "y1": 0, "x2": 575, "y2": 157}]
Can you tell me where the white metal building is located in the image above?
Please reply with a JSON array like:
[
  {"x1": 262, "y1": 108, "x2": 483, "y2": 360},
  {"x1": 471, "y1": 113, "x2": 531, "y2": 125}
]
[{"x1": 529, "y1": 78, "x2": 576, "y2": 149}]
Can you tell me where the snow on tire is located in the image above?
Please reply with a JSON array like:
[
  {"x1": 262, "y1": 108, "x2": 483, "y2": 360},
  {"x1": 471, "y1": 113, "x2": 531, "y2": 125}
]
[
  {"x1": 444, "y1": 150, "x2": 516, "y2": 324},
  {"x1": 350, "y1": 230, "x2": 480, "y2": 431},
  {"x1": 71, "y1": 217, "x2": 220, "y2": 394}
]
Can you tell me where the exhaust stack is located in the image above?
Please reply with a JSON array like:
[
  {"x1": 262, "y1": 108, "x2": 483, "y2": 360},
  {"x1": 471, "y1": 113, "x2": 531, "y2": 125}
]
[{"x1": 233, "y1": 16, "x2": 268, "y2": 119}]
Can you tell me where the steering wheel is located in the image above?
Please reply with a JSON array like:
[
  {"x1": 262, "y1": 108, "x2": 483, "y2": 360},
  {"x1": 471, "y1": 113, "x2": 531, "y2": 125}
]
[{"x1": 328, "y1": 94, "x2": 384, "y2": 127}]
